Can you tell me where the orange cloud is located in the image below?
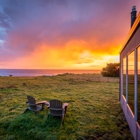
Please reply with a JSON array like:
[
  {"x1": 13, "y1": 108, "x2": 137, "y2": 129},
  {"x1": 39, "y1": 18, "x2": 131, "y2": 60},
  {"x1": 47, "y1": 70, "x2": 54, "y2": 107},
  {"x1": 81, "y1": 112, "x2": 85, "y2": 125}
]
[{"x1": 1, "y1": 0, "x2": 139, "y2": 69}]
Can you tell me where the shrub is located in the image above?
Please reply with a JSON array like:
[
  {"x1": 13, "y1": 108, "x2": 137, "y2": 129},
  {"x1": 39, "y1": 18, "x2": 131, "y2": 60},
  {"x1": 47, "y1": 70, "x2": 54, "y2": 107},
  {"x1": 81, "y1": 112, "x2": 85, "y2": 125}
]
[{"x1": 101, "y1": 63, "x2": 119, "y2": 77}]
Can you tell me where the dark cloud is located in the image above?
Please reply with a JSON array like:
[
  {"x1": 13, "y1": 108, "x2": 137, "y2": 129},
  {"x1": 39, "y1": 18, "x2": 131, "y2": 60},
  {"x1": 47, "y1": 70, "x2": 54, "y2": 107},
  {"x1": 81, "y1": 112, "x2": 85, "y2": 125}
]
[{"x1": 0, "y1": 13, "x2": 12, "y2": 28}]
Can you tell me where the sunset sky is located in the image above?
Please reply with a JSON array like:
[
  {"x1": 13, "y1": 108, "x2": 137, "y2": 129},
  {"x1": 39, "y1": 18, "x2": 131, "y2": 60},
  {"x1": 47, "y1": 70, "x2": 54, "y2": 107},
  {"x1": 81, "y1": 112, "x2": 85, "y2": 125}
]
[{"x1": 0, "y1": 0, "x2": 140, "y2": 70}]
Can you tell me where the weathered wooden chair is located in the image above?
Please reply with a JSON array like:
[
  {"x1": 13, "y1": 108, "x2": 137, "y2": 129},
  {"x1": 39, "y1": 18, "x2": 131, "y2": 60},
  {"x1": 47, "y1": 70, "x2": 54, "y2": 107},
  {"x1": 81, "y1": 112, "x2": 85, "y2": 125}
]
[
  {"x1": 26, "y1": 95, "x2": 49, "y2": 113},
  {"x1": 47, "y1": 99, "x2": 68, "y2": 123}
]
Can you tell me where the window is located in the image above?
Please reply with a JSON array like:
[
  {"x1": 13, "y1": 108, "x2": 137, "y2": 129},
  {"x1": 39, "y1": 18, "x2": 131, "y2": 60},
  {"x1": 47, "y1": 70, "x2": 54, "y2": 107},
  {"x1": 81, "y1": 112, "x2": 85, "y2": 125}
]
[
  {"x1": 128, "y1": 51, "x2": 134, "y2": 114},
  {"x1": 138, "y1": 47, "x2": 140, "y2": 123},
  {"x1": 123, "y1": 58, "x2": 126, "y2": 97}
]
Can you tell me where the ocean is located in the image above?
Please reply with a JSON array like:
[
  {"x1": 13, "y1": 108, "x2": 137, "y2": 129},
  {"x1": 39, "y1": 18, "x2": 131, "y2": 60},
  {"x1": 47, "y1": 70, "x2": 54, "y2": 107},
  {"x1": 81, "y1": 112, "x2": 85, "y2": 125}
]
[{"x1": 0, "y1": 69, "x2": 101, "y2": 76}]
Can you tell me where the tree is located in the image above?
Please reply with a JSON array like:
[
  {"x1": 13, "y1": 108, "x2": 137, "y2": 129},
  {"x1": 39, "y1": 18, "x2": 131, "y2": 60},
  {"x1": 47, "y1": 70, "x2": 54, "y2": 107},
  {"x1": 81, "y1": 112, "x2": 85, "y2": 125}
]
[{"x1": 101, "y1": 63, "x2": 119, "y2": 77}]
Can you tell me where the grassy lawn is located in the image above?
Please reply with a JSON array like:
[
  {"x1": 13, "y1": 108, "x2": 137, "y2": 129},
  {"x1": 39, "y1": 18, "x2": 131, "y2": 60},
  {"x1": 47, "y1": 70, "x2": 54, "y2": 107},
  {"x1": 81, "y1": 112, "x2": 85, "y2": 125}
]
[{"x1": 0, "y1": 74, "x2": 133, "y2": 140}]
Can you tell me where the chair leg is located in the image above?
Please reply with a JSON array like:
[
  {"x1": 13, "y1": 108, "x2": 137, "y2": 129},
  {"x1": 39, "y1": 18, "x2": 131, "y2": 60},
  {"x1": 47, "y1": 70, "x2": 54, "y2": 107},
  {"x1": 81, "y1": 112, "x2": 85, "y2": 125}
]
[
  {"x1": 65, "y1": 106, "x2": 68, "y2": 114},
  {"x1": 47, "y1": 113, "x2": 50, "y2": 120},
  {"x1": 61, "y1": 115, "x2": 64, "y2": 124},
  {"x1": 23, "y1": 108, "x2": 29, "y2": 114},
  {"x1": 42, "y1": 103, "x2": 45, "y2": 110},
  {"x1": 35, "y1": 111, "x2": 38, "y2": 114}
]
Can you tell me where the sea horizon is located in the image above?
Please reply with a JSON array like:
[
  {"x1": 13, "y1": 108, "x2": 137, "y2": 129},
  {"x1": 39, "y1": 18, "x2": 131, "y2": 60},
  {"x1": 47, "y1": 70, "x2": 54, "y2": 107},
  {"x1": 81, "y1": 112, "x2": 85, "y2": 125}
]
[{"x1": 0, "y1": 69, "x2": 101, "y2": 77}]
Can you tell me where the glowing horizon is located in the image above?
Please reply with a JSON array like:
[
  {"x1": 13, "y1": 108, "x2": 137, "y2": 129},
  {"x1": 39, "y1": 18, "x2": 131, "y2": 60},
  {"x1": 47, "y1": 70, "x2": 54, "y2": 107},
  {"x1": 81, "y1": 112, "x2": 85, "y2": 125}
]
[{"x1": 0, "y1": 0, "x2": 140, "y2": 70}]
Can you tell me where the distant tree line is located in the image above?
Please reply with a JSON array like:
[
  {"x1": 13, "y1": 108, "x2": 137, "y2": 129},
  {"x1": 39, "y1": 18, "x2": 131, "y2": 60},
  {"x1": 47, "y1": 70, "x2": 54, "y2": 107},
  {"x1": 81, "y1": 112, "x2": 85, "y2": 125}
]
[{"x1": 101, "y1": 63, "x2": 119, "y2": 77}]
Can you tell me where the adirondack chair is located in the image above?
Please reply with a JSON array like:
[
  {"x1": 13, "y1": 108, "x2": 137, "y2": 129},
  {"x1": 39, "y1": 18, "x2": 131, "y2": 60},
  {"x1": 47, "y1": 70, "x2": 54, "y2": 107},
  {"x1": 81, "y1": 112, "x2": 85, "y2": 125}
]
[
  {"x1": 26, "y1": 95, "x2": 49, "y2": 113},
  {"x1": 47, "y1": 99, "x2": 68, "y2": 123}
]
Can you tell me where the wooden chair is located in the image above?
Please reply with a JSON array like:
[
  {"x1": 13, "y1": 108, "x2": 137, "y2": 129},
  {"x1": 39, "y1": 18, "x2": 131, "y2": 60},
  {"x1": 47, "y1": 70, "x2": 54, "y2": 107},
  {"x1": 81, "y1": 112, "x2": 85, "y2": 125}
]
[
  {"x1": 47, "y1": 99, "x2": 68, "y2": 123},
  {"x1": 26, "y1": 95, "x2": 49, "y2": 113}
]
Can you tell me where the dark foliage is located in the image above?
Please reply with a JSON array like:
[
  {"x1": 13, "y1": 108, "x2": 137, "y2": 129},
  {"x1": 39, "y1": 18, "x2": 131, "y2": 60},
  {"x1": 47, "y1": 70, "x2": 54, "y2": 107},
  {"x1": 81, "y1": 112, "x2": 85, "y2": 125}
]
[{"x1": 101, "y1": 63, "x2": 120, "y2": 77}]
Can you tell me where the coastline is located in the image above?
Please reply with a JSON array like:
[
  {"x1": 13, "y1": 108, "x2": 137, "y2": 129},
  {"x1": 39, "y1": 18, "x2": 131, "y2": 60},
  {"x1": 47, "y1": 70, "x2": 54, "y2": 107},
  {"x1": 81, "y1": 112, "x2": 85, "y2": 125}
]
[
  {"x1": 0, "y1": 73, "x2": 119, "y2": 83},
  {"x1": 0, "y1": 69, "x2": 101, "y2": 77}
]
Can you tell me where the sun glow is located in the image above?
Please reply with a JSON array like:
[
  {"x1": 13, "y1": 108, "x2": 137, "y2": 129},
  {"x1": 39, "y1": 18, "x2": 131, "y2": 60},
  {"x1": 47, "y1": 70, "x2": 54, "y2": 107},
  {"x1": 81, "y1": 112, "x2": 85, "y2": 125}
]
[{"x1": 1, "y1": 39, "x2": 120, "y2": 70}]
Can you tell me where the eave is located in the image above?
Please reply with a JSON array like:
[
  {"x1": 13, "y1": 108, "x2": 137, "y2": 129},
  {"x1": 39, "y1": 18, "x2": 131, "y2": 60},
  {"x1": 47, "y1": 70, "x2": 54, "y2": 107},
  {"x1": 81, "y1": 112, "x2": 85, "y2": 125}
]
[{"x1": 120, "y1": 12, "x2": 140, "y2": 53}]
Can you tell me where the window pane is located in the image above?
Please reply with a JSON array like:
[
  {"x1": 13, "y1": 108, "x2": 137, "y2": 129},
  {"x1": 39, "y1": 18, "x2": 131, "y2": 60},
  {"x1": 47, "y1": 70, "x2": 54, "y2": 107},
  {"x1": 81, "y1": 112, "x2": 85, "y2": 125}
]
[
  {"x1": 128, "y1": 51, "x2": 134, "y2": 114},
  {"x1": 123, "y1": 58, "x2": 126, "y2": 97},
  {"x1": 138, "y1": 47, "x2": 140, "y2": 124}
]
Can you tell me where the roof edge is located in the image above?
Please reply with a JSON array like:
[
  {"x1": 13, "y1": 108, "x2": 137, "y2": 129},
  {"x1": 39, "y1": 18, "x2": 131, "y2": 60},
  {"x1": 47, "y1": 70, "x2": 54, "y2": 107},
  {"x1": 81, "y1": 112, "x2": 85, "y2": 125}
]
[{"x1": 120, "y1": 12, "x2": 140, "y2": 53}]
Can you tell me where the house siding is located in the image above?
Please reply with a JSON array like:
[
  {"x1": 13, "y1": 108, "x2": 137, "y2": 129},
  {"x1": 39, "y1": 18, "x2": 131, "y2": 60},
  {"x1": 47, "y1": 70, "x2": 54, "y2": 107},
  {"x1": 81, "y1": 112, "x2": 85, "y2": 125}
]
[{"x1": 120, "y1": 13, "x2": 140, "y2": 140}]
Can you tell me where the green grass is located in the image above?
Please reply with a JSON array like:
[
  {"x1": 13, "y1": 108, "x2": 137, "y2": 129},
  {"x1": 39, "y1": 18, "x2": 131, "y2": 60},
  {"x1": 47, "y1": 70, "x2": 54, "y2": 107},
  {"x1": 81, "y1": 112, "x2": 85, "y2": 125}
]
[
  {"x1": 128, "y1": 83, "x2": 134, "y2": 114},
  {"x1": 123, "y1": 74, "x2": 140, "y2": 125},
  {"x1": 0, "y1": 74, "x2": 133, "y2": 140}
]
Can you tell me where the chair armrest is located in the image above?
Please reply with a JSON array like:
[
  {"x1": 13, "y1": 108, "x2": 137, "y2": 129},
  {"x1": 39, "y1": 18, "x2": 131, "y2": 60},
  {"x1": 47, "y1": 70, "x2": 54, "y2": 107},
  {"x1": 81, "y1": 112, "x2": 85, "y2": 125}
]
[
  {"x1": 63, "y1": 103, "x2": 68, "y2": 114},
  {"x1": 36, "y1": 101, "x2": 49, "y2": 110},
  {"x1": 36, "y1": 101, "x2": 48, "y2": 105},
  {"x1": 62, "y1": 103, "x2": 68, "y2": 109},
  {"x1": 44, "y1": 101, "x2": 50, "y2": 107}
]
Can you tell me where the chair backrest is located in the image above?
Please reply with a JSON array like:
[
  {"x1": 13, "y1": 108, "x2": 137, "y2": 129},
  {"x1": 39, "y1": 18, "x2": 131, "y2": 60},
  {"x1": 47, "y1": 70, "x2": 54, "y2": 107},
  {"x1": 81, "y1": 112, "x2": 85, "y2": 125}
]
[
  {"x1": 27, "y1": 95, "x2": 36, "y2": 105},
  {"x1": 49, "y1": 99, "x2": 63, "y2": 116},
  {"x1": 27, "y1": 95, "x2": 37, "y2": 110}
]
